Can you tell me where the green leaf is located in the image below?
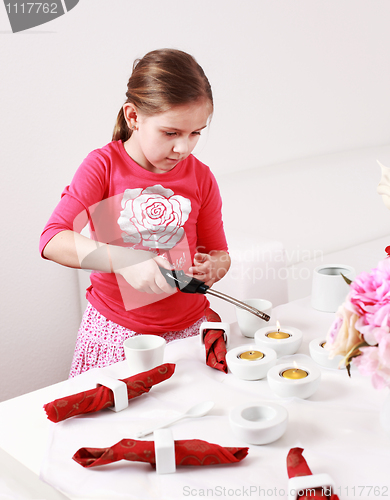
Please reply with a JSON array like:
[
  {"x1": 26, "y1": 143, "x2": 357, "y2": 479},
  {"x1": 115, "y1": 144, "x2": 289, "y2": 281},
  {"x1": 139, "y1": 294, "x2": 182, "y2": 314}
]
[
  {"x1": 343, "y1": 340, "x2": 372, "y2": 378},
  {"x1": 341, "y1": 273, "x2": 353, "y2": 285}
]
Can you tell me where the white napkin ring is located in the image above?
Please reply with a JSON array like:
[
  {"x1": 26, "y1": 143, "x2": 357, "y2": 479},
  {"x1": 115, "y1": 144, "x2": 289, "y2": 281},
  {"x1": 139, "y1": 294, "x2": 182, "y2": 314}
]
[
  {"x1": 199, "y1": 322, "x2": 230, "y2": 348},
  {"x1": 154, "y1": 428, "x2": 176, "y2": 474},
  {"x1": 96, "y1": 375, "x2": 128, "y2": 412},
  {"x1": 288, "y1": 473, "x2": 335, "y2": 500}
]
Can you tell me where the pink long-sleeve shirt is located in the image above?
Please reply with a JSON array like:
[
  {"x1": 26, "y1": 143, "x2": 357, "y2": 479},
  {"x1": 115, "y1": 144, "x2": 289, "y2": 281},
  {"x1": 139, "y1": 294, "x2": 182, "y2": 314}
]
[{"x1": 40, "y1": 141, "x2": 228, "y2": 334}]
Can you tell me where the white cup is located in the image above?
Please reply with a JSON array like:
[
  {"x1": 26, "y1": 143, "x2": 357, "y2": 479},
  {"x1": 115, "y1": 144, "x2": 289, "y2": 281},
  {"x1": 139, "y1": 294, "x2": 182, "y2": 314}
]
[
  {"x1": 123, "y1": 335, "x2": 166, "y2": 376},
  {"x1": 235, "y1": 299, "x2": 272, "y2": 338},
  {"x1": 311, "y1": 264, "x2": 355, "y2": 313}
]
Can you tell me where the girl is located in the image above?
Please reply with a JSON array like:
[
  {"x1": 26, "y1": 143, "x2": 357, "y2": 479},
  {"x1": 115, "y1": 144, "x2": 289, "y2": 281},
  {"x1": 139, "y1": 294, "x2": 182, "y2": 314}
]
[{"x1": 40, "y1": 48, "x2": 230, "y2": 377}]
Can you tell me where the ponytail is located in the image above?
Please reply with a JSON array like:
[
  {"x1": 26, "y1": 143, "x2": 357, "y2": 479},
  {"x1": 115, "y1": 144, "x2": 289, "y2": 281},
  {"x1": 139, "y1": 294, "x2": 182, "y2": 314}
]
[{"x1": 112, "y1": 107, "x2": 131, "y2": 142}]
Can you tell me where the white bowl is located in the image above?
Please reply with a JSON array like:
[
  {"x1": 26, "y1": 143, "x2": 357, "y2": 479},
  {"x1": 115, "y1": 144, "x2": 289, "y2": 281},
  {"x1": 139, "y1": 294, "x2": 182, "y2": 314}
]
[
  {"x1": 309, "y1": 338, "x2": 345, "y2": 369},
  {"x1": 235, "y1": 299, "x2": 272, "y2": 338},
  {"x1": 229, "y1": 401, "x2": 288, "y2": 445},
  {"x1": 226, "y1": 345, "x2": 277, "y2": 380},
  {"x1": 267, "y1": 363, "x2": 321, "y2": 399},
  {"x1": 123, "y1": 335, "x2": 166, "y2": 376},
  {"x1": 255, "y1": 326, "x2": 302, "y2": 357}
]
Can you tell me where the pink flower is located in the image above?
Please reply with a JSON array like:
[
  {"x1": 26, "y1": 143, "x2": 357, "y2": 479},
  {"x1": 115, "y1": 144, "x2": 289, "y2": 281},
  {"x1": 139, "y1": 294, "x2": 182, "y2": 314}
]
[
  {"x1": 327, "y1": 316, "x2": 343, "y2": 345},
  {"x1": 348, "y1": 259, "x2": 390, "y2": 345},
  {"x1": 326, "y1": 259, "x2": 390, "y2": 389},
  {"x1": 353, "y1": 331, "x2": 390, "y2": 389},
  {"x1": 325, "y1": 303, "x2": 362, "y2": 359}
]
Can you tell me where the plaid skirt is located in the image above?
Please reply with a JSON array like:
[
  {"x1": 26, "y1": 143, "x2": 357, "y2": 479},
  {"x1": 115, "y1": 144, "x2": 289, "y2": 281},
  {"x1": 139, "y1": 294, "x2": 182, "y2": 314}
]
[{"x1": 69, "y1": 302, "x2": 205, "y2": 378}]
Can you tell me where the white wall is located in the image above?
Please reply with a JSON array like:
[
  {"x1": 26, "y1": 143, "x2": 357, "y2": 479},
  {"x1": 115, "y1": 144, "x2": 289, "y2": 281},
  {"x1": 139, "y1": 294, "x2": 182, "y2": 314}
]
[
  {"x1": 1, "y1": 0, "x2": 390, "y2": 401},
  {"x1": 217, "y1": 145, "x2": 390, "y2": 304}
]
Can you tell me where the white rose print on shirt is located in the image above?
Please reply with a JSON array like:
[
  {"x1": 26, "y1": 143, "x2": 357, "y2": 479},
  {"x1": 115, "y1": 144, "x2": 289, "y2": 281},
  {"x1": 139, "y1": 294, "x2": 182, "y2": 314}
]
[{"x1": 117, "y1": 185, "x2": 192, "y2": 249}]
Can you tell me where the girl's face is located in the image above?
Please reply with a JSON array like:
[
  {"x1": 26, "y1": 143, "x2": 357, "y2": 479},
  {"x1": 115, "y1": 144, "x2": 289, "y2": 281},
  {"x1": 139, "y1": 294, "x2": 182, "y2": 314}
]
[{"x1": 123, "y1": 100, "x2": 211, "y2": 174}]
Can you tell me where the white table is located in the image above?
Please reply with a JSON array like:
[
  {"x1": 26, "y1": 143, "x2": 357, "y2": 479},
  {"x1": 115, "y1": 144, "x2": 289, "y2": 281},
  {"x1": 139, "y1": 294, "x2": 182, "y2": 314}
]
[{"x1": 1, "y1": 297, "x2": 389, "y2": 500}]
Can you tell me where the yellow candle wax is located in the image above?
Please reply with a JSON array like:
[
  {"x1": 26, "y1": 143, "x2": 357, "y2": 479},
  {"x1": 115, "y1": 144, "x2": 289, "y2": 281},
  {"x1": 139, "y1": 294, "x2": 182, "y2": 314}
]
[
  {"x1": 281, "y1": 368, "x2": 308, "y2": 380},
  {"x1": 266, "y1": 331, "x2": 291, "y2": 340},
  {"x1": 238, "y1": 350, "x2": 264, "y2": 361}
]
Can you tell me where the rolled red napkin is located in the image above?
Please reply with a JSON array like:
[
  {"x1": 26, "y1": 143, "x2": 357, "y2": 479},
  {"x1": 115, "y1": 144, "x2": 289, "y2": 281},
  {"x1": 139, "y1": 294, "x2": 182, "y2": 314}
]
[
  {"x1": 44, "y1": 363, "x2": 175, "y2": 423},
  {"x1": 203, "y1": 307, "x2": 228, "y2": 373},
  {"x1": 73, "y1": 438, "x2": 248, "y2": 468},
  {"x1": 287, "y1": 448, "x2": 340, "y2": 499},
  {"x1": 287, "y1": 447, "x2": 313, "y2": 478}
]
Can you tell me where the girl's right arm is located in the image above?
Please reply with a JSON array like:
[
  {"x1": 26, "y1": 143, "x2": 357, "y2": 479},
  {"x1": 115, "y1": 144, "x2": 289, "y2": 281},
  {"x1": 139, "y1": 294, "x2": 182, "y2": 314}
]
[{"x1": 43, "y1": 230, "x2": 174, "y2": 295}]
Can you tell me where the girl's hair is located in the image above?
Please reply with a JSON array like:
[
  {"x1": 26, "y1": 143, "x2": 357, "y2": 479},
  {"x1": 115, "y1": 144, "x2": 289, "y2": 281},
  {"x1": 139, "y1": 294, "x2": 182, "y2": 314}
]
[{"x1": 112, "y1": 48, "x2": 213, "y2": 142}]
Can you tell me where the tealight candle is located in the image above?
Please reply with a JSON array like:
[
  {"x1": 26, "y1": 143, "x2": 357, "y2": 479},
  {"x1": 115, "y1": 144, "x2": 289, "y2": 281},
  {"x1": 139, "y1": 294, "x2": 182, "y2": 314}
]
[
  {"x1": 226, "y1": 345, "x2": 277, "y2": 380},
  {"x1": 266, "y1": 328, "x2": 291, "y2": 340},
  {"x1": 281, "y1": 368, "x2": 308, "y2": 380},
  {"x1": 267, "y1": 362, "x2": 321, "y2": 399},
  {"x1": 239, "y1": 350, "x2": 264, "y2": 361},
  {"x1": 309, "y1": 338, "x2": 345, "y2": 369},
  {"x1": 255, "y1": 322, "x2": 302, "y2": 357}
]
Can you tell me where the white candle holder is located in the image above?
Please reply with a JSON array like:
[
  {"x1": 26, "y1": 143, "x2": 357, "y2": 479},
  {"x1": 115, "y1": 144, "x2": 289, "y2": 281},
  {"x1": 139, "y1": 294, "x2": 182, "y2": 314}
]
[
  {"x1": 229, "y1": 401, "x2": 288, "y2": 445},
  {"x1": 309, "y1": 338, "x2": 345, "y2": 370},
  {"x1": 226, "y1": 345, "x2": 277, "y2": 380},
  {"x1": 267, "y1": 363, "x2": 321, "y2": 399},
  {"x1": 255, "y1": 326, "x2": 302, "y2": 357}
]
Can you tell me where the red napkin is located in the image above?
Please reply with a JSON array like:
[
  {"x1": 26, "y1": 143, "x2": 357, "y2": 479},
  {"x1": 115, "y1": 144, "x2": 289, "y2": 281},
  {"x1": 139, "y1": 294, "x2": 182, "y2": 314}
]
[
  {"x1": 44, "y1": 363, "x2": 175, "y2": 423},
  {"x1": 203, "y1": 306, "x2": 228, "y2": 373},
  {"x1": 287, "y1": 448, "x2": 340, "y2": 499},
  {"x1": 73, "y1": 438, "x2": 248, "y2": 468}
]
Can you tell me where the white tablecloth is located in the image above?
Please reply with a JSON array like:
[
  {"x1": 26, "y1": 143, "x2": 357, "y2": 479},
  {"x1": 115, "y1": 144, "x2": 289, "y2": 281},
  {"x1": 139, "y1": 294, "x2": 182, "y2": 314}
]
[{"x1": 1, "y1": 297, "x2": 390, "y2": 500}]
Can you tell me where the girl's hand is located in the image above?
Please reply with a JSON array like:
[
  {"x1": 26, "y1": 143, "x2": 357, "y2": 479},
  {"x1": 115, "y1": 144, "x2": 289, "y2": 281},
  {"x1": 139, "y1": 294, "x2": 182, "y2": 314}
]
[
  {"x1": 189, "y1": 251, "x2": 231, "y2": 287},
  {"x1": 116, "y1": 256, "x2": 176, "y2": 294}
]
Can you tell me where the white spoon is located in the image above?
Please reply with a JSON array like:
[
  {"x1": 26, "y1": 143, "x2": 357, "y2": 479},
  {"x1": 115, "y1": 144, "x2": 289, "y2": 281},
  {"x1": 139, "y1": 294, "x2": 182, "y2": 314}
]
[{"x1": 135, "y1": 401, "x2": 214, "y2": 438}]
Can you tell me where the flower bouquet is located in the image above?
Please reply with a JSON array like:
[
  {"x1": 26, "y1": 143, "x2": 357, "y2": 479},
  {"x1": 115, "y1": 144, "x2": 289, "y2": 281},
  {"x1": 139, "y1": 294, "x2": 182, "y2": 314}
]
[{"x1": 325, "y1": 255, "x2": 390, "y2": 389}]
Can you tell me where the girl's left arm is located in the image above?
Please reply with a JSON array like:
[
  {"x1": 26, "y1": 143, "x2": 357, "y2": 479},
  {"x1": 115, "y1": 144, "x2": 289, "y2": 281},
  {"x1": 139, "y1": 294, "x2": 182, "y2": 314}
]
[{"x1": 188, "y1": 250, "x2": 231, "y2": 287}]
